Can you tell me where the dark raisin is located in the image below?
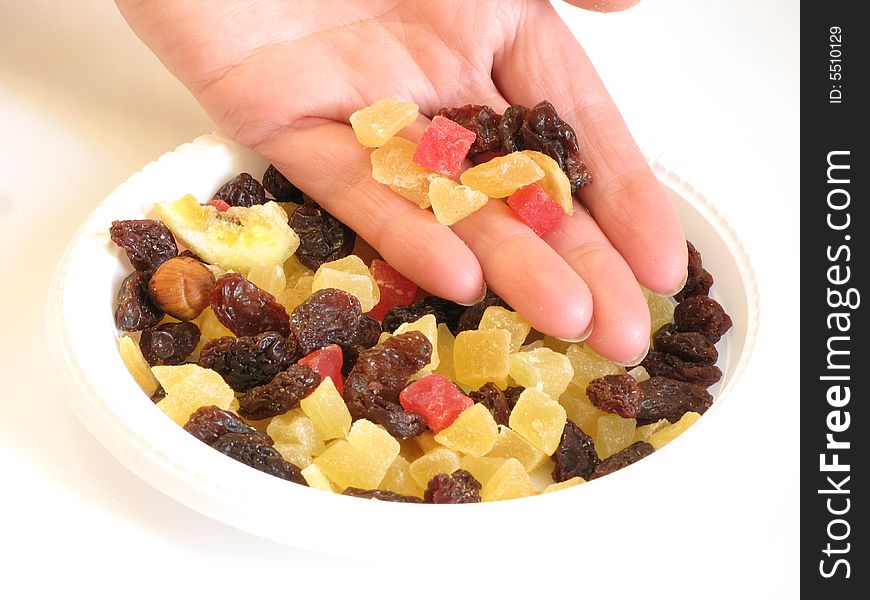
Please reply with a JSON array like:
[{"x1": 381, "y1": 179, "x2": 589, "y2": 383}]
[
  {"x1": 289, "y1": 288, "x2": 366, "y2": 356},
  {"x1": 344, "y1": 332, "x2": 432, "y2": 438},
  {"x1": 587, "y1": 441, "x2": 655, "y2": 480},
  {"x1": 237, "y1": 364, "x2": 321, "y2": 420},
  {"x1": 114, "y1": 271, "x2": 164, "y2": 331},
  {"x1": 652, "y1": 323, "x2": 718, "y2": 365},
  {"x1": 552, "y1": 421, "x2": 600, "y2": 482},
  {"x1": 424, "y1": 469, "x2": 481, "y2": 504},
  {"x1": 674, "y1": 295, "x2": 732, "y2": 342},
  {"x1": 342, "y1": 488, "x2": 424, "y2": 503},
  {"x1": 198, "y1": 332, "x2": 298, "y2": 392},
  {"x1": 636, "y1": 376, "x2": 714, "y2": 424},
  {"x1": 212, "y1": 172, "x2": 267, "y2": 207},
  {"x1": 455, "y1": 290, "x2": 509, "y2": 333},
  {"x1": 586, "y1": 374, "x2": 642, "y2": 418},
  {"x1": 139, "y1": 321, "x2": 201, "y2": 366},
  {"x1": 381, "y1": 295, "x2": 466, "y2": 334},
  {"x1": 263, "y1": 164, "x2": 304, "y2": 203},
  {"x1": 211, "y1": 272, "x2": 291, "y2": 337},
  {"x1": 289, "y1": 200, "x2": 356, "y2": 270},
  {"x1": 342, "y1": 314, "x2": 382, "y2": 374},
  {"x1": 503, "y1": 386, "x2": 524, "y2": 410},
  {"x1": 500, "y1": 104, "x2": 528, "y2": 154},
  {"x1": 470, "y1": 382, "x2": 512, "y2": 426},
  {"x1": 436, "y1": 104, "x2": 503, "y2": 157},
  {"x1": 640, "y1": 351, "x2": 722, "y2": 388},
  {"x1": 210, "y1": 432, "x2": 306, "y2": 484},
  {"x1": 110, "y1": 219, "x2": 178, "y2": 273},
  {"x1": 183, "y1": 405, "x2": 272, "y2": 446},
  {"x1": 675, "y1": 241, "x2": 713, "y2": 302}
]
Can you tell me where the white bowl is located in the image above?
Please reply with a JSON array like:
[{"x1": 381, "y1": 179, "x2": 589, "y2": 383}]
[{"x1": 47, "y1": 132, "x2": 759, "y2": 559}]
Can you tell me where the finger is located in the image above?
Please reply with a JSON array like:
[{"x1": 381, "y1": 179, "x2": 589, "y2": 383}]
[
  {"x1": 560, "y1": 0, "x2": 643, "y2": 12},
  {"x1": 493, "y1": 3, "x2": 688, "y2": 295}
]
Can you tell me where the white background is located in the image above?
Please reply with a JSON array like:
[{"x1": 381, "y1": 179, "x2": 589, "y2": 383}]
[{"x1": 0, "y1": 1, "x2": 799, "y2": 598}]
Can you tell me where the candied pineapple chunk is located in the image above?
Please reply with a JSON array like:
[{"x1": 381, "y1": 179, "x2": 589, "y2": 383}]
[
  {"x1": 509, "y1": 347, "x2": 574, "y2": 398},
  {"x1": 643, "y1": 286, "x2": 675, "y2": 334},
  {"x1": 627, "y1": 365, "x2": 651, "y2": 382},
  {"x1": 558, "y1": 391, "x2": 607, "y2": 437},
  {"x1": 453, "y1": 328, "x2": 512, "y2": 389},
  {"x1": 350, "y1": 97, "x2": 419, "y2": 147},
  {"x1": 459, "y1": 455, "x2": 508, "y2": 486},
  {"x1": 487, "y1": 425, "x2": 547, "y2": 472},
  {"x1": 479, "y1": 306, "x2": 530, "y2": 352},
  {"x1": 267, "y1": 408, "x2": 325, "y2": 457},
  {"x1": 508, "y1": 388, "x2": 567, "y2": 455},
  {"x1": 433, "y1": 323, "x2": 456, "y2": 381},
  {"x1": 542, "y1": 477, "x2": 585, "y2": 494},
  {"x1": 313, "y1": 419, "x2": 399, "y2": 490},
  {"x1": 434, "y1": 404, "x2": 499, "y2": 457},
  {"x1": 408, "y1": 448, "x2": 460, "y2": 489},
  {"x1": 246, "y1": 263, "x2": 286, "y2": 297},
  {"x1": 379, "y1": 456, "x2": 424, "y2": 498},
  {"x1": 301, "y1": 463, "x2": 337, "y2": 492},
  {"x1": 347, "y1": 419, "x2": 400, "y2": 479},
  {"x1": 481, "y1": 458, "x2": 535, "y2": 502},
  {"x1": 649, "y1": 412, "x2": 701, "y2": 449},
  {"x1": 282, "y1": 254, "x2": 313, "y2": 285},
  {"x1": 519, "y1": 150, "x2": 574, "y2": 215},
  {"x1": 152, "y1": 364, "x2": 234, "y2": 426},
  {"x1": 311, "y1": 255, "x2": 380, "y2": 313},
  {"x1": 415, "y1": 431, "x2": 442, "y2": 455},
  {"x1": 633, "y1": 419, "x2": 670, "y2": 444},
  {"x1": 274, "y1": 442, "x2": 311, "y2": 469},
  {"x1": 565, "y1": 344, "x2": 625, "y2": 396},
  {"x1": 427, "y1": 176, "x2": 489, "y2": 226},
  {"x1": 118, "y1": 335, "x2": 159, "y2": 396},
  {"x1": 300, "y1": 377, "x2": 351, "y2": 441},
  {"x1": 459, "y1": 153, "x2": 544, "y2": 198},
  {"x1": 595, "y1": 414, "x2": 637, "y2": 458},
  {"x1": 392, "y1": 314, "x2": 439, "y2": 373},
  {"x1": 371, "y1": 137, "x2": 437, "y2": 208},
  {"x1": 198, "y1": 306, "x2": 235, "y2": 340}
]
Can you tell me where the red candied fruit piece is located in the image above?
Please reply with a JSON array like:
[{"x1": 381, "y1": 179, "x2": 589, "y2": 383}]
[
  {"x1": 506, "y1": 182, "x2": 564, "y2": 236},
  {"x1": 399, "y1": 374, "x2": 473, "y2": 432},
  {"x1": 368, "y1": 259, "x2": 419, "y2": 322},
  {"x1": 297, "y1": 344, "x2": 344, "y2": 395},
  {"x1": 412, "y1": 116, "x2": 477, "y2": 177},
  {"x1": 203, "y1": 199, "x2": 231, "y2": 212}
]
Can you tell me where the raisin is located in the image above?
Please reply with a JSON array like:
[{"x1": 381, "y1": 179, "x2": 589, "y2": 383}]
[
  {"x1": 342, "y1": 314, "x2": 382, "y2": 374},
  {"x1": 636, "y1": 376, "x2": 714, "y2": 425},
  {"x1": 381, "y1": 295, "x2": 466, "y2": 334},
  {"x1": 675, "y1": 241, "x2": 713, "y2": 302},
  {"x1": 198, "y1": 332, "x2": 298, "y2": 392},
  {"x1": 424, "y1": 469, "x2": 482, "y2": 504},
  {"x1": 139, "y1": 321, "x2": 201, "y2": 366},
  {"x1": 114, "y1": 271, "x2": 164, "y2": 331},
  {"x1": 552, "y1": 421, "x2": 600, "y2": 482},
  {"x1": 262, "y1": 164, "x2": 303, "y2": 204},
  {"x1": 289, "y1": 200, "x2": 356, "y2": 270},
  {"x1": 652, "y1": 323, "x2": 718, "y2": 365},
  {"x1": 210, "y1": 432, "x2": 306, "y2": 484},
  {"x1": 212, "y1": 172, "x2": 267, "y2": 207},
  {"x1": 109, "y1": 219, "x2": 178, "y2": 273},
  {"x1": 674, "y1": 295, "x2": 732, "y2": 342},
  {"x1": 586, "y1": 374, "x2": 642, "y2": 418},
  {"x1": 503, "y1": 386, "x2": 524, "y2": 410},
  {"x1": 470, "y1": 382, "x2": 512, "y2": 426},
  {"x1": 587, "y1": 441, "x2": 655, "y2": 480},
  {"x1": 640, "y1": 351, "x2": 722, "y2": 388},
  {"x1": 237, "y1": 364, "x2": 321, "y2": 420},
  {"x1": 289, "y1": 288, "x2": 367, "y2": 356},
  {"x1": 436, "y1": 104, "x2": 503, "y2": 158},
  {"x1": 455, "y1": 290, "x2": 509, "y2": 333},
  {"x1": 344, "y1": 332, "x2": 432, "y2": 438},
  {"x1": 183, "y1": 405, "x2": 272, "y2": 446},
  {"x1": 211, "y1": 272, "x2": 291, "y2": 337},
  {"x1": 342, "y1": 488, "x2": 424, "y2": 503}
]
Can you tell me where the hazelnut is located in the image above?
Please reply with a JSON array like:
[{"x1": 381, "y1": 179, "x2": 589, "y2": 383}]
[{"x1": 148, "y1": 256, "x2": 215, "y2": 321}]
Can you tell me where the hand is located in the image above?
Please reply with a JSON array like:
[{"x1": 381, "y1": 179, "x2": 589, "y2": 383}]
[{"x1": 116, "y1": 0, "x2": 686, "y2": 364}]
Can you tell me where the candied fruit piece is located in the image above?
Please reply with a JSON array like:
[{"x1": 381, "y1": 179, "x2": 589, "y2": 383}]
[
  {"x1": 311, "y1": 255, "x2": 380, "y2": 313},
  {"x1": 643, "y1": 287, "x2": 676, "y2": 335},
  {"x1": 565, "y1": 344, "x2": 625, "y2": 396},
  {"x1": 415, "y1": 431, "x2": 443, "y2": 455},
  {"x1": 459, "y1": 455, "x2": 508, "y2": 486},
  {"x1": 433, "y1": 403, "x2": 498, "y2": 457},
  {"x1": 478, "y1": 307, "x2": 530, "y2": 352},
  {"x1": 347, "y1": 419, "x2": 401, "y2": 480},
  {"x1": 558, "y1": 391, "x2": 605, "y2": 437},
  {"x1": 152, "y1": 363, "x2": 235, "y2": 426},
  {"x1": 551, "y1": 421, "x2": 600, "y2": 482},
  {"x1": 300, "y1": 377, "x2": 352, "y2": 441},
  {"x1": 267, "y1": 408, "x2": 326, "y2": 457},
  {"x1": 648, "y1": 411, "x2": 701, "y2": 449},
  {"x1": 594, "y1": 414, "x2": 638, "y2": 459},
  {"x1": 588, "y1": 441, "x2": 655, "y2": 480},
  {"x1": 274, "y1": 442, "x2": 312, "y2": 468},
  {"x1": 408, "y1": 448, "x2": 461, "y2": 489},
  {"x1": 586, "y1": 374, "x2": 642, "y2": 418},
  {"x1": 427, "y1": 177, "x2": 489, "y2": 226},
  {"x1": 453, "y1": 328, "x2": 512, "y2": 389},
  {"x1": 459, "y1": 152, "x2": 544, "y2": 198},
  {"x1": 424, "y1": 469, "x2": 481, "y2": 504},
  {"x1": 390, "y1": 314, "x2": 440, "y2": 373},
  {"x1": 399, "y1": 373, "x2": 472, "y2": 432},
  {"x1": 480, "y1": 458, "x2": 535, "y2": 502},
  {"x1": 508, "y1": 388, "x2": 567, "y2": 455},
  {"x1": 436, "y1": 104, "x2": 503, "y2": 157},
  {"x1": 487, "y1": 425, "x2": 547, "y2": 472},
  {"x1": 301, "y1": 463, "x2": 337, "y2": 492},
  {"x1": 508, "y1": 347, "x2": 574, "y2": 399},
  {"x1": 297, "y1": 344, "x2": 344, "y2": 396},
  {"x1": 541, "y1": 477, "x2": 585, "y2": 494},
  {"x1": 371, "y1": 137, "x2": 437, "y2": 208},
  {"x1": 506, "y1": 182, "x2": 564, "y2": 236},
  {"x1": 519, "y1": 150, "x2": 574, "y2": 215},
  {"x1": 413, "y1": 115, "x2": 477, "y2": 177},
  {"x1": 197, "y1": 306, "x2": 235, "y2": 340},
  {"x1": 118, "y1": 334, "x2": 159, "y2": 396},
  {"x1": 246, "y1": 264, "x2": 287, "y2": 297},
  {"x1": 627, "y1": 365, "x2": 651, "y2": 382},
  {"x1": 368, "y1": 259, "x2": 418, "y2": 321},
  {"x1": 433, "y1": 323, "x2": 457, "y2": 381},
  {"x1": 350, "y1": 98, "x2": 419, "y2": 147},
  {"x1": 379, "y1": 455, "x2": 424, "y2": 498},
  {"x1": 456, "y1": 290, "x2": 509, "y2": 334},
  {"x1": 313, "y1": 419, "x2": 399, "y2": 490},
  {"x1": 633, "y1": 419, "x2": 670, "y2": 444}
]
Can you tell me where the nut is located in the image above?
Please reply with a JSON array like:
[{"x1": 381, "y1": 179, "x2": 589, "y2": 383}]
[{"x1": 148, "y1": 256, "x2": 215, "y2": 321}]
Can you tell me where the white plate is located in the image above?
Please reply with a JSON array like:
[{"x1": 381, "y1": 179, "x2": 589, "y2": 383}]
[{"x1": 46, "y1": 131, "x2": 759, "y2": 559}]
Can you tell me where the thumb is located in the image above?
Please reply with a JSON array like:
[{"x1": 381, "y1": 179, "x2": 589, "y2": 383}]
[{"x1": 560, "y1": 0, "x2": 642, "y2": 12}]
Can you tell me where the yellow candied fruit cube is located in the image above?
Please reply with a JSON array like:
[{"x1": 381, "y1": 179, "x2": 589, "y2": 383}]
[
  {"x1": 415, "y1": 431, "x2": 442, "y2": 455},
  {"x1": 565, "y1": 343, "x2": 625, "y2": 396},
  {"x1": 595, "y1": 414, "x2": 637, "y2": 458},
  {"x1": 509, "y1": 347, "x2": 574, "y2": 399},
  {"x1": 118, "y1": 335, "x2": 159, "y2": 396},
  {"x1": 427, "y1": 176, "x2": 490, "y2": 226},
  {"x1": 627, "y1": 365, "x2": 650, "y2": 382},
  {"x1": 277, "y1": 274, "x2": 313, "y2": 314},
  {"x1": 542, "y1": 477, "x2": 586, "y2": 494},
  {"x1": 509, "y1": 388, "x2": 567, "y2": 455},
  {"x1": 408, "y1": 448, "x2": 460, "y2": 489},
  {"x1": 197, "y1": 306, "x2": 235, "y2": 340},
  {"x1": 392, "y1": 314, "x2": 439, "y2": 373},
  {"x1": 267, "y1": 408, "x2": 326, "y2": 456},
  {"x1": 300, "y1": 377, "x2": 352, "y2": 441},
  {"x1": 558, "y1": 391, "x2": 607, "y2": 437},
  {"x1": 479, "y1": 306, "x2": 531, "y2": 352},
  {"x1": 301, "y1": 463, "x2": 337, "y2": 492},
  {"x1": 519, "y1": 150, "x2": 574, "y2": 215},
  {"x1": 274, "y1": 442, "x2": 311, "y2": 469},
  {"x1": 433, "y1": 323, "x2": 456, "y2": 381},
  {"x1": 459, "y1": 455, "x2": 508, "y2": 486},
  {"x1": 246, "y1": 263, "x2": 287, "y2": 297},
  {"x1": 480, "y1": 458, "x2": 536, "y2": 502},
  {"x1": 649, "y1": 412, "x2": 702, "y2": 449},
  {"x1": 371, "y1": 137, "x2": 437, "y2": 208},
  {"x1": 311, "y1": 255, "x2": 380, "y2": 313},
  {"x1": 379, "y1": 455, "x2": 424, "y2": 498},
  {"x1": 528, "y1": 458, "x2": 557, "y2": 492},
  {"x1": 152, "y1": 364, "x2": 235, "y2": 426},
  {"x1": 542, "y1": 336, "x2": 573, "y2": 354},
  {"x1": 434, "y1": 404, "x2": 499, "y2": 457},
  {"x1": 347, "y1": 419, "x2": 400, "y2": 477},
  {"x1": 350, "y1": 98, "x2": 419, "y2": 148},
  {"x1": 459, "y1": 152, "x2": 544, "y2": 198},
  {"x1": 399, "y1": 437, "x2": 424, "y2": 463},
  {"x1": 453, "y1": 328, "x2": 512, "y2": 389},
  {"x1": 643, "y1": 286, "x2": 676, "y2": 334},
  {"x1": 486, "y1": 425, "x2": 547, "y2": 472},
  {"x1": 283, "y1": 255, "x2": 313, "y2": 285},
  {"x1": 313, "y1": 419, "x2": 399, "y2": 490},
  {"x1": 520, "y1": 340, "x2": 545, "y2": 351},
  {"x1": 633, "y1": 418, "x2": 670, "y2": 444}
]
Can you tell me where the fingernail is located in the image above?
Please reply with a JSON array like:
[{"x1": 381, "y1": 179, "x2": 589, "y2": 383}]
[
  {"x1": 554, "y1": 318, "x2": 594, "y2": 344},
  {"x1": 457, "y1": 282, "x2": 487, "y2": 307},
  {"x1": 662, "y1": 271, "x2": 689, "y2": 298},
  {"x1": 612, "y1": 342, "x2": 650, "y2": 368}
]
